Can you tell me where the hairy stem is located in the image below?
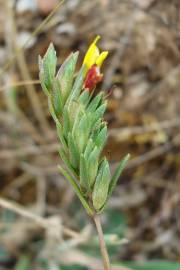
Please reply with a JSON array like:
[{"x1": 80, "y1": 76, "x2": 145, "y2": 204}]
[{"x1": 93, "y1": 214, "x2": 111, "y2": 270}]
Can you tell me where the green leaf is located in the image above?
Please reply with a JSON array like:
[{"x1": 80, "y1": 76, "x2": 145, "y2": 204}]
[
  {"x1": 72, "y1": 104, "x2": 85, "y2": 137},
  {"x1": 56, "y1": 121, "x2": 68, "y2": 151},
  {"x1": 67, "y1": 101, "x2": 82, "y2": 129},
  {"x1": 15, "y1": 255, "x2": 30, "y2": 270},
  {"x1": 124, "y1": 260, "x2": 180, "y2": 270},
  {"x1": 75, "y1": 113, "x2": 91, "y2": 153},
  {"x1": 48, "y1": 98, "x2": 59, "y2": 123},
  {"x1": 57, "y1": 52, "x2": 78, "y2": 103},
  {"x1": 87, "y1": 146, "x2": 100, "y2": 187},
  {"x1": 91, "y1": 102, "x2": 107, "y2": 128},
  {"x1": 68, "y1": 133, "x2": 79, "y2": 169},
  {"x1": 80, "y1": 154, "x2": 89, "y2": 190},
  {"x1": 63, "y1": 106, "x2": 71, "y2": 137},
  {"x1": 87, "y1": 92, "x2": 103, "y2": 113},
  {"x1": 39, "y1": 56, "x2": 49, "y2": 96},
  {"x1": 108, "y1": 154, "x2": 130, "y2": 198},
  {"x1": 78, "y1": 90, "x2": 90, "y2": 107},
  {"x1": 58, "y1": 165, "x2": 93, "y2": 216},
  {"x1": 40, "y1": 43, "x2": 57, "y2": 91},
  {"x1": 52, "y1": 78, "x2": 63, "y2": 116},
  {"x1": 94, "y1": 124, "x2": 107, "y2": 152},
  {"x1": 59, "y1": 148, "x2": 77, "y2": 177},
  {"x1": 61, "y1": 264, "x2": 89, "y2": 270},
  {"x1": 84, "y1": 138, "x2": 94, "y2": 159},
  {"x1": 92, "y1": 158, "x2": 111, "y2": 211},
  {"x1": 67, "y1": 65, "x2": 86, "y2": 105}
]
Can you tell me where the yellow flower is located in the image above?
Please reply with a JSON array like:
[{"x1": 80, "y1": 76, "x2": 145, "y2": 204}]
[{"x1": 83, "y1": 36, "x2": 108, "y2": 72}]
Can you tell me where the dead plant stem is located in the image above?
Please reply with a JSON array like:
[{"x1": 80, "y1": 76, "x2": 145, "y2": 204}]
[{"x1": 93, "y1": 214, "x2": 111, "y2": 270}]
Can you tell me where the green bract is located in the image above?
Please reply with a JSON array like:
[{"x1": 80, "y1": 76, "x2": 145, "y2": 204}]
[{"x1": 39, "y1": 44, "x2": 130, "y2": 215}]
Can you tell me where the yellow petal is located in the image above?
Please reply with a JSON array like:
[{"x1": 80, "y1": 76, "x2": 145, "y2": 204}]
[
  {"x1": 83, "y1": 36, "x2": 100, "y2": 69},
  {"x1": 96, "y1": 51, "x2": 108, "y2": 67}
]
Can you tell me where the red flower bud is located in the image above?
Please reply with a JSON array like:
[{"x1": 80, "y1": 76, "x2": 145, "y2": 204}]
[{"x1": 84, "y1": 65, "x2": 103, "y2": 91}]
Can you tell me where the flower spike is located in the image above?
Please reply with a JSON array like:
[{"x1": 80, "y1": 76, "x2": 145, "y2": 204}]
[{"x1": 39, "y1": 37, "x2": 129, "y2": 215}]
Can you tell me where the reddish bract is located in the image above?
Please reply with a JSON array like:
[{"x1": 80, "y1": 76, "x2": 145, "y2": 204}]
[{"x1": 84, "y1": 65, "x2": 103, "y2": 91}]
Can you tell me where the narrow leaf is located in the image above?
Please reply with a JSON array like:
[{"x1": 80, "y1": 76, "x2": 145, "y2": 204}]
[
  {"x1": 87, "y1": 92, "x2": 103, "y2": 113},
  {"x1": 58, "y1": 165, "x2": 93, "y2": 216},
  {"x1": 92, "y1": 158, "x2": 111, "y2": 211},
  {"x1": 48, "y1": 98, "x2": 59, "y2": 123},
  {"x1": 75, "y1": 112, "x2": 91, "y2": 153},
  {"x1": 68, "y1": 133, "x2": 79, "y2": 169},
  {"x1": 87, "y1": 146, "x2": 100, "y2": 187},
  {"x1": 62, "y1": 106, "x2": 71, "y2": 137},
  {"x1": 108, "y1": 154, "x2": 130, "y2": 198},
  {"x1": 84, "y1": 138, "x2": 94, "y2": 159},
  {"x1": 94, "y1": 124, "x2": 107, "y2": 152},
  {"x1": 41, "y1": 43, "x2": 57, "y2": 90},
  {"x1": 39, "y1": 56, "x2": 49, "y2": 96},
  {"x1": 78, "y1": 90, "x2": 90, "y2": 107},
  {"x1": 52, "y1": 78, "x2": 63, "y2": 116},
  {"x1": 91, "y1": 102, "x2": 107, "y2": 128},
  {"x1": 57, "y1": 52, "x2": 78, "y2": 102},
  {"x1": 80, "y1": 154, "x2": 89, "y2": 190},
  {"x1": 67, "y1": 65, "x2": 86, "y2": 105},
  {"x1": 58, "y1": 148, "x2": 77, "y2": 178},
  {"x1": 56, "y1": 121, "x2": 68, "y2": 151}
]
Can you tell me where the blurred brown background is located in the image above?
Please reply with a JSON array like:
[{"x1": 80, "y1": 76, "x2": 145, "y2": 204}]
[{"x1": 0, "y1": 0, "x2": 180, "y2": 269}]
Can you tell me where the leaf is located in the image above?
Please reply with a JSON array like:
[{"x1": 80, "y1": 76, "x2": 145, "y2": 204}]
[
  {"x1": 94, "y1": 124, "x2": 107, "y2": 152},
  {"x1": 57, "y1": 52, "x2": 78, "y2": 103},
  {"x1": 91, "y1": 102, "x2": 107, "y2": 128},
  {"x1": 68, "y1": 133, "x2": 80, "y2": 169},
  {"x1": 40, "y1": 43, "x2": 57, "y2": 91},
  {"x1": 15, "y1": 255, "x2": 30, "y2": 270},
  {"x1": 39, "y1": 56, "x2": 49, "y2": 96},
  {"x1": 61, "y1": 264, "x2": 89, "y2": 270},
  {"x1": 59, "y1": 148, "x2": 77, "y2": 177},
  {"x1": 67, "y1": 65, "x2": 86, "y2": 105},
  {"x1": 72, "y1": 104, "x2": 85, "y2": 137},
  {"x1": 84, "y1": 138, "x2": 94, "y2": 159},
  {"x1": 92, "y1": 158, "x2": 111, "y2": 211},
  {"x1": 62, "y1": 106, "x2": 71, "y2": 138},
  {"x1": 75, "y1": 113, "x2": 91, "y2": 153},
  {"x1": 124, "y1": 260, "x2": 180, "y2": 270},
  {"x1": 80, "y1": 154, "x2": 89, "y2": 190},
  {"x1": 58, "y1": 165, "x2": 93, "y2": 216},
  {"x1": 78, "y1": 90, "x2": 90, "y2": 107},
  {"x1": 52, "y1": 78, "x2": 63, "y2": 116},
  {"x1": 108, "y1": 154, "x2": 130, "y2": 198},
  {"x1": 67, "y1": 101, "x2": 82, "y2": 128},
  {"x1": 56, "y1": 121, "x2": 68, "y2": 151},
  {"x1": 87, "y1": 146, "x2": 100, "y2": 187},
  {"x1": 87, "y1": 92, "x2": 103, "y2": 113},
  {"x1": 48, "y1": 98, "x2": 59, "y2": 123}
]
